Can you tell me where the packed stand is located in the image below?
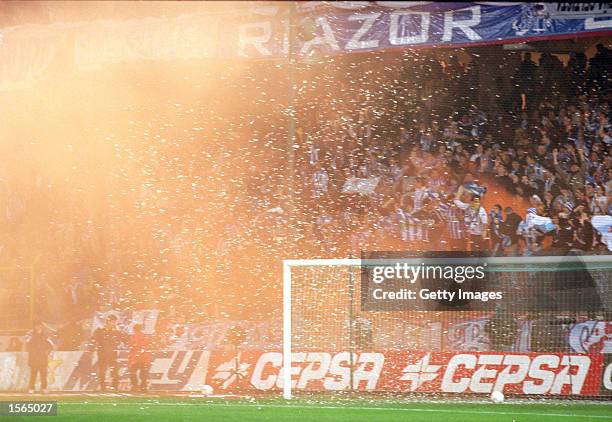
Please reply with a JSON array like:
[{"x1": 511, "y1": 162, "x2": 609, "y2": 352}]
[
  {"x1": 293, "y1": 47, "x2": 612, "y2": 258},
  {"x1": 0, "y1": 45, "x2": 611, "y2": 333}
]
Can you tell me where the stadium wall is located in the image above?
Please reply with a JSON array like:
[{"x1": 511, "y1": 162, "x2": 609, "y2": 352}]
[{"x1": 1, "y1": 350, "x2": 610, "y2": 397}]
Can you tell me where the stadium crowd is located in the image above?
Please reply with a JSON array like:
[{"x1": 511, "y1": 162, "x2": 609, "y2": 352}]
[
  {"x1": 292, "y1": 45, "x2": 612, "y2": 257},
  {"x1": 1, "y1": 43, "x2": 611, "y2": 335}
]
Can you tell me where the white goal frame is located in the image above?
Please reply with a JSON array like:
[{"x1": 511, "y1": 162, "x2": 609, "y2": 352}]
[{"x1": 282, "y1": 255, "x2": 612, "y2": 399}]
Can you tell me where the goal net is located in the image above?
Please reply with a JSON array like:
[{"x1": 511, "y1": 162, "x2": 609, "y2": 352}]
[{"x1": 282, "y1": 255, "x2": 612, "y2": 399}]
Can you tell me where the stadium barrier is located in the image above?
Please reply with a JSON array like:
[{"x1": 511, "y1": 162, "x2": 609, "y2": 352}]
[{"x1": 1, "y1": 350, "x2": 610, "y2": 397}]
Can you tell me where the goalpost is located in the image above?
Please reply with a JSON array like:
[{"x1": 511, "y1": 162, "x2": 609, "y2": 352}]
[
  {"x1": 282, "y1": 255, "x2": 612, "y2": 400},
  {"x1": 283, "y1": 258, "x2": 360, "y2": 399}
]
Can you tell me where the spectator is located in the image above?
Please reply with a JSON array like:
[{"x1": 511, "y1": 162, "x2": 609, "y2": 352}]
[
  {"x1": 501, "y1": 207, "x2": 522, "y2": 256},
  {"x1": 453, "y1": 188, "x2": 488, "y2": 252},
  {"x1": 92, "y1": 315, "x2": 127, "y2": 392},
  {"x1": 489, "y1": 204, "x2": 504, "y2": 256},
  {"x1": 573, "y1": 208, "x2": 595, "y2": 251},
  {"x1": 516, "y1": 52, "x2": 537, "y2": 109},
  {"x1": 128, "y1": 324, "x2": 152, "y2": 393},
  {"x1": 553, "y1": 147, "x2": 587, "y2": 194},
  {"x1": 551, "y1": 212, "x2": 575, "y2": 253},
  {"x1": 26, "y1": 321, "x2": 53, "y2": 394}
]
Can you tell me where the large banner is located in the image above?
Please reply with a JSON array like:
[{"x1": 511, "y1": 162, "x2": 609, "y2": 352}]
[
  {"x1": 0, "y1": 2, "x2": 611, "y2": 90},
  {"x1": 0, "y1": 350, "x2": 607, "y2": 396},
  {"x1": 0, "y1": 351, "x2": 209, "y2": 392},
  {"x1": 208, "y1": 350, "x2": 605, "y2": 396},
  {"x1": 292, "y1": 3, "x2": 611, "y2": 56}
]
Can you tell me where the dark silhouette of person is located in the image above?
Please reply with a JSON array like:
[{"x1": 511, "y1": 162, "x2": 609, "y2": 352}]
[
  {"x1": 92, "y1": 315, "x2": 127, "y2": 391},
  {"x1": 26, "y1": 321, "x2": 53, "y2": 393}
]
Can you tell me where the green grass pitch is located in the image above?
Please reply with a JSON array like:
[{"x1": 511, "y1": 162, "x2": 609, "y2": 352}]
[{"x1": 1, "y1": 395, "x2": 611, "y2": 421}]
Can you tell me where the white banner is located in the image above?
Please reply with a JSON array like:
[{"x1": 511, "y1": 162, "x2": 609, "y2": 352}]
[
  {"x1": 342, "y1": 177, "x2": 380, "y2": 195},
  {"x1": 0, "y1": 350, "x2": 209, "y2": 392}
]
